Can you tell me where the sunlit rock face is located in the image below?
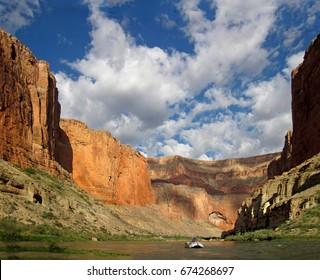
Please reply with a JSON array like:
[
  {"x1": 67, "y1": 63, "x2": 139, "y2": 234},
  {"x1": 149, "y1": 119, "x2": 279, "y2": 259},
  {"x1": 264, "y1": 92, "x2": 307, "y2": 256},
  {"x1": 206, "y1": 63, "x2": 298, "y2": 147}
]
[
  {"x1": 147, "y1": 153, "x2": 278, "y2": 230},
  {"x1": 0, "y1": 28, "x2": 155, "y2": 207},
  {"x1": 59, "y1": 119, "x2": 155, "y2": 206},
  {"x1": 0, "y1": 29, "x2": 66, "y2": 177}
]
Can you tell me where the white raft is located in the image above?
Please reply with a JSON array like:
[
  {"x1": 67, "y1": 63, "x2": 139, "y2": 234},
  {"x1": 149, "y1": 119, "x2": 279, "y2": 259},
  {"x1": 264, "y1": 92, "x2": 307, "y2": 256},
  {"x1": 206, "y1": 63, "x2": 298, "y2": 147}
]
[{"x1": 185, "y1": 241, "x2": 204, "y2": 248}]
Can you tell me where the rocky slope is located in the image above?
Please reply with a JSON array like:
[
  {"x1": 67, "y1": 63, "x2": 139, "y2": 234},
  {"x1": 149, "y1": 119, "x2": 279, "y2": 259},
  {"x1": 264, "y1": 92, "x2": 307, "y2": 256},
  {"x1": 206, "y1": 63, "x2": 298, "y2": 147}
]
[
  {"x1": 148, "y1": 154, "x2": 278, "y2": 230},
  {"x1": 0, "y1": 29, "x2": 66, "y2": 177},
  {"x1": 234, "y1": 153, "x2": 320, "y2": 233},
  {"x1": 58, "y1": 119, "x2": 155, "y2": 206},
  {"x1": 0, "y1": 158, "x2": 218, "y2": 237},
  {"x1": 233, "y1": 34, "x2": 320, "y2": 233}
]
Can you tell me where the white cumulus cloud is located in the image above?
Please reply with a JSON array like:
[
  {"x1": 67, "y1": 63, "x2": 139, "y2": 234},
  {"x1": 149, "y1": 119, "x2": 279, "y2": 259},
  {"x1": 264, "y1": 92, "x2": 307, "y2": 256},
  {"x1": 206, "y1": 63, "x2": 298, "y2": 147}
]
[
  {"x1": 56, "y1": 0, "x2": 316, "y2": 160},
  {"x1": 0, "y1": 0, "x2": 41, "y2": 34}
]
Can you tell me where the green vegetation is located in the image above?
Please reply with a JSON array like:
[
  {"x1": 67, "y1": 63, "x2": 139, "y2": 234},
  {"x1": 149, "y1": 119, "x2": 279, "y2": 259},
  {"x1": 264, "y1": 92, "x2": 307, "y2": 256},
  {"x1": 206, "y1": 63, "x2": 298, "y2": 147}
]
[
  {"x1": 104, "y1": 233, "x2": 191, "y2": 242},
  {"x1": 23, "y1": 167, "x2": 64, "y2": 191},
  {"x1": 0, "y1": 242, "x2": 129, "y2": 260},
  {"x1": 0, "y1": 217, "x2": 88, "y2": 242},
  {"x1": 225, "y1": 195, "x2": 320, "y2": 241},
  {"x1": 0, "y1": 217, "x2": 190, "y2": 243},
  {"x1": 225, "y1": 229, "x2": 277, "y2": 241}
]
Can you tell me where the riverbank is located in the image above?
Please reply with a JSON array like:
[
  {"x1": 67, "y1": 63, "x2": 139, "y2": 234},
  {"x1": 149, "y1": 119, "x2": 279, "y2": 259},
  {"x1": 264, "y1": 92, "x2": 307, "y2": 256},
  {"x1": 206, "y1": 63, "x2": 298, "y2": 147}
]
[
  {"x1": 2, "y1": 199, "x2": 320, "y2": 243},
  {"x1": 224, "y1": 197, "x2": 320, "y2": 241},
  {"x1": 0, "y1": 216, "x2": 196, "y2": 243}
]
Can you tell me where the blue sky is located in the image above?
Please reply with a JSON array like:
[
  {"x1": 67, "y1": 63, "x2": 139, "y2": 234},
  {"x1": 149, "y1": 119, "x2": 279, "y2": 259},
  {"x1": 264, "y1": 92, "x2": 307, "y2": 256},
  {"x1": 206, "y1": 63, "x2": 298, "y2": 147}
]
[{"x1": 1, "y1": 0, "x2": 320, "y2": 160}]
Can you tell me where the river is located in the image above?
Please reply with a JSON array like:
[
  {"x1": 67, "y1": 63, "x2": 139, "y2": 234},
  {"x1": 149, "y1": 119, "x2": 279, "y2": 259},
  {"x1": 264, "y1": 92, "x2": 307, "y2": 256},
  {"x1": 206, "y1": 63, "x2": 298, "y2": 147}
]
[{"x1": 1, "y1": 240, "x2": 320, "y2": 260}]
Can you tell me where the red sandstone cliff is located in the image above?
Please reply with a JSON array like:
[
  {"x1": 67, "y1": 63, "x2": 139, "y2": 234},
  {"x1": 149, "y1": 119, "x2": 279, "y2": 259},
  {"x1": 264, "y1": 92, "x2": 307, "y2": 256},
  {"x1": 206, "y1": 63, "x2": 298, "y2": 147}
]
[
  {"x1": 268, "y1": 34, "x2": 320, "y2": 178},
  {"x1": 148, "y1": 154, "x2": 278, "y2": 195},
  {"x1": 147, "y1": 154, "x2": 278, "y2": 230},
  {"x1": 0, "y1": 29, "x2": 154, "y2": 207},
  {"x1": 0, "y1": 29, "x2": 65, "y2": 176},
  {"x1": 58, "y1": 119, "x2": 155, "y2": 206}
]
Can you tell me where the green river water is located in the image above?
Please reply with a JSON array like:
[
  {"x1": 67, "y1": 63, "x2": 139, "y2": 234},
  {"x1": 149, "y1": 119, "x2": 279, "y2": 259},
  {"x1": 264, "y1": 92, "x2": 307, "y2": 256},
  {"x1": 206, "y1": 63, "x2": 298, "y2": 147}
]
[{"x1": 1, "y1": 240, "x2": 320, "y2": 260}]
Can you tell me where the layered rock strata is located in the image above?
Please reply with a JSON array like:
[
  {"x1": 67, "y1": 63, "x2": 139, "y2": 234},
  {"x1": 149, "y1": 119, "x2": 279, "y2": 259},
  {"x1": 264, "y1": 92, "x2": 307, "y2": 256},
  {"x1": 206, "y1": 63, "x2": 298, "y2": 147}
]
[
  {"x1": 148, "y1": 154, "x2": 278, "y2": 195},
  {"x1": 234, "y1": 153, "x2": 320, "y2": 233},
  {"x1": 148, "y1": 154, "x2": 278, "y2": 230},
  {"x1": 59, "y1": 119, "x2": 155, "y2": 206}
]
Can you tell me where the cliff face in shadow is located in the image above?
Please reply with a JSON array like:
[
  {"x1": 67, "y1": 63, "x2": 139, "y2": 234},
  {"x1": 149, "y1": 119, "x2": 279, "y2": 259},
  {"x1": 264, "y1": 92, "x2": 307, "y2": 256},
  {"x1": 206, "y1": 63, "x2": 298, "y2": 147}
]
[
  {"x1": 147, "y1": 153, "x2": 278, "y2": 230},
  {"x1": 268, "y1": 34, "x2": 320, "y2": 179},
  {"x1": 234, "y1": 34, "x2": 320, "y2": 233},
  {"x1": 234, "y1": 153, "x2": 320, "y2": 233}
]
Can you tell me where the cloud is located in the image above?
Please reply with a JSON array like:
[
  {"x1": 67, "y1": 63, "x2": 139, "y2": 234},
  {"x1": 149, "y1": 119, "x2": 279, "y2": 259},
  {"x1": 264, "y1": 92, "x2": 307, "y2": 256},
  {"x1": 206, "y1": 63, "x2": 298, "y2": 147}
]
[
  {"x1": 56, "y1": 33, "x2": 72, "y2": 46},
  {"x1": 160, "y1": 139, "x2": 194, "y2": 158},
  {"x1": 282, "y1": 51, "x2": 304, "y2": 76},
  {"x1": 83, "y1": 0, "x2": 133, "y2": 9},
  {"x1": 0, "y1": 0, "x2": 41, "y2": 34},
  {"x1": 56, "y1": 6, "x2": 188, "y2": 142},
  {"x1": 245, "y1": 74, "x2": 291, "y2": 121},
  {"x1": 178, "y1": 0, "x2": 276, "y2": 90},
  {"x1": 56, "y1": 0, "x2": 316, "y2": 160},
  {"x1": 276, "y1": 0, "x2": 320, "y2": 50},
  {"x1": 156, "y1": 14, "x2": 177, "y2": 29},
  {"x1": 241, "y1": 51, "x2": 305, "y2": 153}
]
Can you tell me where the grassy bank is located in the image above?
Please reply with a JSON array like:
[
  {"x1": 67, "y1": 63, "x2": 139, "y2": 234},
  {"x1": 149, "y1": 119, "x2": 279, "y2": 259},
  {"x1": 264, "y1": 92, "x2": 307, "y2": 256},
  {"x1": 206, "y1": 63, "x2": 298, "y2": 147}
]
[
  {"x1": 225, "y1": 198, "x2": 320, "y2": 241},
  {"x1": 0, "y1": 242, "x2": 130, "y2": 260},
  {"x1": 0, "y1": 217, "x2": 90, "y2": 242},
  {"x1": 0, "y1": 217, "x2": 190, "y2": 242}
]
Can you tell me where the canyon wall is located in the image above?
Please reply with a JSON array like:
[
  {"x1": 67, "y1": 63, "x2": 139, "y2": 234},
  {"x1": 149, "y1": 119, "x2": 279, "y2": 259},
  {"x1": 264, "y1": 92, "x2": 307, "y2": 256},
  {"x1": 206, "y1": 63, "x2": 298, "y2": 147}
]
[
  {"x1": 234, "y1": 153, "x2": 320, "y2": 233},
  {"x1": 268, "y1": 34, "x2": 320, "y2": 179},
  {"x1": 0, "y1": 29, "x2": 65, "y2": 176},
  {"x1": 291, "y1": 34, "x2": 320, "y2": 167},
  {"x1": 147, "y1": 153, "x2": 278, "y2": 230},
  {"x1": 234, "y1": 33, "x2": 320, "y2": 233},
  {"x1": 58, "y1": 119, "x2": 155, "y2": 206},
  {"x1": 0, "y1": 158, "x2": 218, "y2": 238},
  {"x1": 0, "y1": 29, "x2": 154, "y2": 207}
]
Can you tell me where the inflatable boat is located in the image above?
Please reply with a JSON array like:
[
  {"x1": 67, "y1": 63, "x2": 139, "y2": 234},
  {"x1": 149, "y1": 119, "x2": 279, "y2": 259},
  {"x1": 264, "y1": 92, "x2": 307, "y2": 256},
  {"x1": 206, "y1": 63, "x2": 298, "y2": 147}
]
[{"x1": 185, "y1": 240, "x2": 204, "y2": 248}]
